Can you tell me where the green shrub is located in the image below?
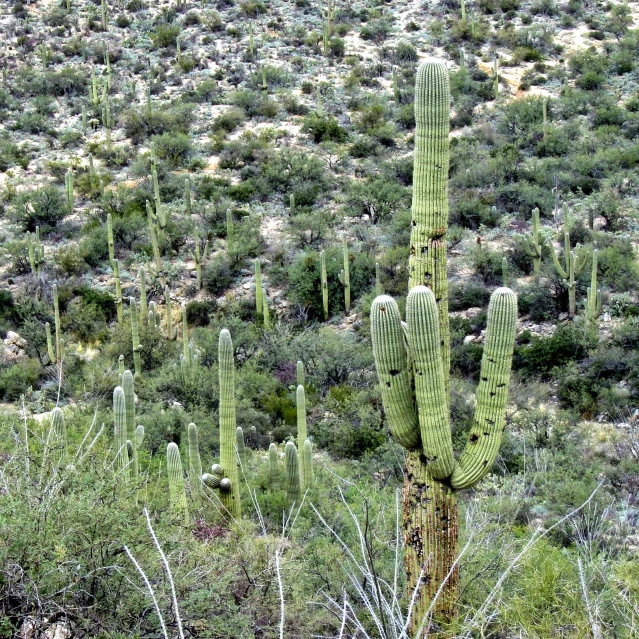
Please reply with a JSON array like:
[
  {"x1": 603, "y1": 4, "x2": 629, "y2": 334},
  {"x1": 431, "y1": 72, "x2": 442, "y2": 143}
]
[
  {"x1": 302, "y1": 113, "x2": 348, "y2": 143},
  {"x1": 151, "y1": 24, "x2": 181, "y2": 49},
  {"x1": 152, "y1": 132, "x2": 192, "y2": 168},
  {"x1": 203, "y1": 256, "x2": 234, "y2": 295},
  {"x1": 11, "y1": 186, "x2": 65, "y2": 232},
  {"x1": 0, "y1": 359, "x2": 43, "y2": 400}
]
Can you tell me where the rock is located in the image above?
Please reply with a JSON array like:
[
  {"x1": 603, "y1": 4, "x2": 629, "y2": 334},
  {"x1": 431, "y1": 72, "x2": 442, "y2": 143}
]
[
  {"x1": 463, "y1": 335, "x2": 476, "y2": 344},
  {"x1": 558, "y1": 313, "x2": 569, "y2": 321},
  {"x1": 465, "y1": 307, "x2": 482, "y2": 319}
]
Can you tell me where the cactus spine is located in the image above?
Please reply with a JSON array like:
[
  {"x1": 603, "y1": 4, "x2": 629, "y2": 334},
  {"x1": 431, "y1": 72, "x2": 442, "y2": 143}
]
[
  {"x1": 236, "y1": 427, "x2": 246, "y2": 463},
  {"x1": 296, "y1": 385, "x2": 307, "y2": 491},
  {"x1": 27, "y1": 227, "x2": 45, "y2": 275},
  {"x1": 122, "y1": 370, "x2": 138, "y2": 477},
  {"x1": 320, "y1": 250, "x2": 328, "y2": 320},
  {"x1": 107, "y1": 213, "x2": 115, "y2": 265},
  {"x1": 219, "y1": 329, "x2": 241, "y2": 518},
  {"x1": 370, "y1": 60, "x2": 518, "y2": 628},
  {"x1": 522, "y1": 208, "x2": 545, "y2": 283},
  {"x1": 130, "y1": 298, "x2": 142, "y2": 378},
  {"x1": 285, "y1": 441, "x2": 300, "y2": 502},
  {"x1": 167, "y1": 443, "x2": 189, "y2": 524},
  {"x1": 339, "y1": 236, "x2": 351, "y2": 313},
  {"x1": 255, "y1": 259, "x2": 263, "y2": 316},
  {"x1": 548, "y1": 233, "x2": 590, "y2": 317},
  {"x1": 113, "y1": 259, "x2": 123, "y2": 324},
  {"x1": 113, "y1": 386, "x2": 129, "y2": 475},
  {"x1": 303, "y1": 439, "x2": 313, "y2": 488},
  {"x1": 188, "y1": 423, "x2": 203, "y2": 499},
  {"x1": 268, "y1": 443, "x2": 279, "y2": 488}
]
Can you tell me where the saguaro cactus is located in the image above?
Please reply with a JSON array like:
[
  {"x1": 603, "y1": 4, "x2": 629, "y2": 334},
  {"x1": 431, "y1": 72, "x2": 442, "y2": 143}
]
[
  {"x1": 523, "y1": 208, "x2": 545, "y2": 284},
  {"x1": 296, "y1": 385, "x2": 307, "y2": 491},
  {"x1": 236, "y1": 427, "x2": 246, "y2": 463},
  {"x1": 285, "y1": 441, "x2": 300, "y2": 502},
  {"x1": 27, "y1": 227, "x2": 45, "y2": 275},
  {"x1": 320, "y1": 250, "x2": 328, "y2": 320},
  {"x1": 268, "y1": 443, "x2": 279, "y2": 488},
  {"x1": 167, "y1": 443, "x2": 189, "y2": 524},
  {"x1": 188, "y1": 423, "x2": 203, "y2": 499},
  {"x1": 122, "y1": 370, "x2": 138, "y2": 477},
  {"x1": 130, "y1": 298, "x2": 142, "y2": 378},
  {"x1": 548, "y1": 233, "x2": 590, "y2": 317},
  {"x1": 107, "y1": 213, "x2": 115, "y2": 265},
  {"x1": 339, "y1": 236, "x2": 351, "y2": 313},
  {"x1": 219, "y1": 329, "x2": 241, "y2": 518},
  {"x1": 296, "y1": 360, "x2": 305, "y2": 388},
  {"x1": 113, "y1": 260, "x2": 123, "y2": 323},
  {"x1": 113, "y1": 386, "x2": 129, "y2": 475},
  {"x1": 586, "y1": 247, "x2": 601, "y2": 324},
  {"x1": 191, "y1": 228, "x2": 209, "y2": 291},
  {"x1": 303, "y1": 439, "x2": 313, "y2": 488},
  {"x1": 369, "y1": 60, "x2": 518, "y2": 630},
  {"x1": 255, "y1": 259, "x2": 263, "y2": 317}
]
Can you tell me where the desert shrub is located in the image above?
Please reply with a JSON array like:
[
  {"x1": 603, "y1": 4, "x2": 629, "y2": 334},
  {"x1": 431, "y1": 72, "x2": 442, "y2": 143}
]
[
  {"x1": 260, "y1": 149, "x2": 327, "y2": 205},
  {"x1": 302, "y1": 114, "x2": 348, "y2": 143},
  {"x1": 186, "y1": 300, "x2": 218, "y2": 327},
  {"x1": 123, "y1": 104, "x2": 194, "y2": 144},
  {"x1": 11, "y1": 186, "x2": 66, "y2": 232},
  {"x1": 62, "y1": 299, "x2": 109, "y2": 342},
  {"x1": 152, "y1": 132, "x2": 192, "y2": 168},
  {"x1": 0, "y1": 359, "x2": 43, "y2": 400},
  {"x1": 212, "y1": 107, "x2": 246, "y2": 133},
  {"x1": 449, "y1": 282, "x2": 491, "y2": 311},
  {"x1": 151, "y1": 23, "x2": 181, "y2": 48},
  {"x1": 203, "y1": 256, "x2": 235, "y2": 295},
  {"x1": 345, "y1": 175, "x2": 409, "y2": 224},
  {"x1": 0, "y1": 137, "x2": 28, "y2": 171}
]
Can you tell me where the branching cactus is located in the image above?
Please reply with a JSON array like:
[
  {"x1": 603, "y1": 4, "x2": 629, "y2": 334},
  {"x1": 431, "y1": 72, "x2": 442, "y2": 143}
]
[
  {"x1": 338, "y1": 236, "x2": 351, "y2": 314},
  {"x1": 236, "y1": 427, "x2": 246, "y2": 463},
  {"x1": 219, "y1": 329, "x2": 241, "y2": 518},
  {"x1": 586, "y1": 247, "x2": 601, "y2": 324},
  {"x1": 130, "y1": 298, "x2": 142, "y2": 378},
  {"x1": 296, "y1": 385, "x2": 307, "y2": 491},
  {"x1": 188, "y1": 423, "x2": 203, "y2": 500},
  {"x1": 522, "y1": 208, "x2": 545, "y2": 283},
  {"x1": 255, "y1": 259, "x2": 263, "y2": 317},
  {"x1": 27, "y1": 227, "x2": 45, "y2": 275},
  {"x1": 369, "y1": 60, "x2": 518, "y2": 629},
  {"x1": 167, "y1": 443, "x2": 189, "y2": 524},
  {"x1": 191, "y1": 228, "x2": 209, "y2": 290},
  {"x1": 113, "y1": 386, "x2": 129, "y2": 476},
  {"x1": 320, "y1": 250, "x2": 328, "y2": 320},
  {"x1": 113, "y1": 260, "x2": 123, "y2": 324},
  {"x1": 107, "y1": 213, "x2": 115, "y2": 266},
  {"x1": 303, "y1": 439, "x2": 313, "y2": 488},
  {"x1": 268, "y1": 443, "x2": 279, "y2": 488},
  {"x1": 285, "y1": 441, "x2": 300, "y2": 502},
  {"x1": 122, "y1": 370, "x2": 138, "y2": 477},
  {"x1": 548, "y1": 233, "x2": 590, "y2": 317}
]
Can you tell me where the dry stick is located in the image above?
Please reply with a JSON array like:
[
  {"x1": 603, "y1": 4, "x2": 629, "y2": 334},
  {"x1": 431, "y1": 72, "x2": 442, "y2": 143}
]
[
  {"x1": 124, "y1": 545, "x2": 169, "y2": 639},
  {"x1": 338, "y1": 589, "x2": 349, "y2": 639},
  {"x1": 144, "y1": 508, "x2": 185, "y2": 639},
  {"x1": 275, "y1": 548, "x2": 285, "y2": 639},
  {"x1": 578, "y1": 557, "x2": 603, "y2": 639},
  {"x1": 21, "y1": 395, "x2": 29, "y2": 479}
]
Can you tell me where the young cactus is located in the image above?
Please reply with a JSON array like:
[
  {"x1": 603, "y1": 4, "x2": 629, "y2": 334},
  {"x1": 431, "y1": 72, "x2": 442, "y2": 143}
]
[
  {"x1": 167, "y1": 443, "x2": 189, "y2": 524},
  {"x1": 219, "y1": 329, "x2": 241, "y2": 518},
  {"x1": 236, "y1": 427, "x2": 246, "y2": 463},
  {"x1": 113, "y1": 386, "x2": 129, "y2": 476},
  {"x1": 122, "y1": 370, "x2": 138, "y2": 477},
  {"x1": 338, "y1": 236, "x2": 351, "y2": 314},
  {"x1": 320, "y1": 250, "x2": 328, "y2": 320},
  {"x1": 26, "y1": 227, "x2": 45, "y2": 276},
  {"x1": 522, "y1": 208, "x2": 545, "y2": 283},
  {"x1": 296, "y1": 385, "x2": 307, "y2": 491},
  {"x1": 188, "y1": 422, "x2": 203, "y2": 499},
  {"x1": 268, "y1": 443, "x2": 279, "y2": 488},
  {"x1": 585, "y1": 247, "x2": 601, "y2": 324},
  {"x1": 285, "y1": 441, "x2": 300, "y2": 502},
  {"x1": 130, "y1": 298, "x2": 142, "y2": 378},
  {"x1": 303, "y1": 439, "x2": 314, "y2": 488},
  {"x1": 548, "y1": 233, "x2": 590, "y2": 317}
]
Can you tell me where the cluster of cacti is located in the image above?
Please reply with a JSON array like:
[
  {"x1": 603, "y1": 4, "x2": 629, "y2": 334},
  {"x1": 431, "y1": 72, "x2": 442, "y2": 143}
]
[
  {"x1": 338, "y1": 236, "x2": 351, "y2": 314},
  {"x1": 218, "y1": 329, "x2": 241, "y2": 518},
  {"x1": 113, "y1": 259, "x2": 123, "y2": 323},
  {"x1": 202, "y1": 463, "x2": 232, "y2": 494},
  {"x1": 285, "y1": 441, "x2": 300, "y2": 502},
  {"x1": 130, "y1": 298, "x2": 142, "y2": 378},
  {"x1": 166, "y1": 443, "x2": 189, "y2": 524},
  {"x1": 191, "y1": 228, "x2": 209, "y2": 290},
  {"x1": 27, "y1": 227, "x2": 45, "y2": 275},
  {"x1": 320, "y1": 250, "x2": 328, "y2": 320},
  {"x1": 188, "y1": 423, "x2": 203, "y2": 501},
  {"x1": 369, "y1": 60, "x2": 518, "y2": 628}
]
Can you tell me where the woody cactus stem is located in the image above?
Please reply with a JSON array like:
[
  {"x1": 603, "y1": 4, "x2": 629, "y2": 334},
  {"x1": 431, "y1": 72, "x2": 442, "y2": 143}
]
[
  {"x1": 370, "y1": 60, "x2": 518, "y2": 631},
  {"x1": 303, "y1": 439, "x2": 313, "y2": 488},
  {"x1": 548, "y1": 233, "x2": 589, "y2": 317},
  {"x1": 255, "y1": 259, "x2": 263, "y2": 316},
  {"x1": 320, "y1": 250, "x2": 328, "y2": 320},
  {"x1": 122, "y1": 370, "x2": 138, "y2": 477},
  {"x1": 113, "y1": 386, "x2": 129, "y2": 476},
  {"x1": 219, "y1": 329, "x2": 241, "y2": 518},
  {"x1": 166, "y1": 443, "x2": 189, "y2": 524},
  {"x1": 27, "y1": 227, "x2": 45, "y2": 275},
  {"x1": 296, "y1": 385, "x2": 307, "y2": 491},
  {"x1": 268, "y1": 443, "x2": 279, "y2": 488},
  {"x1": 339, "y1": 236, "x2": 351, "y2": 313},
  {"x1": 113, "y1": 260, "x2": 123, "y2": 323},
  {"x1": 188, "y1": 423, "x2": 202, "y2": 499},
  {"x1": 107, "y1": 214, "x2": 115, "y2": 265},
  {"x1": 285, "y1": 442, "x2": 300, "y2": 502},
  {"x1": 522, "y1": 208, "x2": 545, "y2": 284},
  {"x1": 130, "y1": 298, "x2": 142, "y2": 378},
  {"x1": 586, "y1": 247, "x2": 601, "y2": 324}
]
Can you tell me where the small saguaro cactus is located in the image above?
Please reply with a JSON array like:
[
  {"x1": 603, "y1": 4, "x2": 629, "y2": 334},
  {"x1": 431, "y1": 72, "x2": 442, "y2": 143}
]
[
  {"x1": 191, "y1": 228, "x2": 209, "y2": 291},
  {"x1": 188, "y1": 423, "x2": 203, "y2": 499},
  {"x1": 139, "y1": 267, "x2": 148, "y2": 323},
  {"x1": 113, "y1": 260, "x2": 123, "y2": 324},
  {"x1": 296, "y1": 385, "x2": 307, "y2": 491},
  {"x1": 268, "y1": 443, "x2": 279, "y2": 488},
  {"x1": 130, "y1": 298, "x2": 142, "y2": 378},
  {"x1": 320, "y1": 250, "x2": 328, "y2": 320},
  {"x1": 122, "y1": 370, "x2": 138, "y2": 477},
  {"x1": 522, "y1": 208, "x2": 545, "y2": 283},
  {"x1": 254, "y1": 259, "x2": 263, "y2": 317},
  {"x1": 163, "y1": 286, "x2": 177, "y2": 340},
  {"x1": 285, "y1": 441, "x2": 300, "y2": 502},
  {"x1": 107, "y1": 213, "x2": 115, "y2": 265},
  {"x1": 303, "y1": 439, "x2": 314, "y2": 489},
  {"x1": 26, "y1": 227, "x2": 45, "y2": 275},
  {"x1": 135, "y1": 424, "x2": 145, "y2": 448},
  {"x1": 167, "y1": 443, "x2": 189, "y2": 524},
  {"x1": 548, "y1": 233, "x2": 590, "y2": 317},
  {"x1": 296, "y1": 360, "x2": 305, "y2": 388},
  {"x1": 586, "y1": 247, "x2": 601, "y2": 324},
  {"x1": 338, "y1": 236, "x2": 351, "y2": 314},
  {"x1": 219, "y1": 329, "x2": 241, "y2": 518},
  {"x1": 113, "y1": 386, "x2": 129, "y2": 476},
  {"x1": 236, "y1": 427, "x2": 246, "y2": 463}
]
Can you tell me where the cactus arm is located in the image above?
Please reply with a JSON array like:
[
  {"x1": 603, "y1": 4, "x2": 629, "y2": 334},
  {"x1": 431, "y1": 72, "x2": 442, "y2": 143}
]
[
  {"x1": 370, "y1": 296, "x2": 420, "y2": 449},
  {"x1": 405, "y1": 287, "x2": 455, "y2": 478},
  {"x1": 409, "y1": 61, "x2": 451, "y2": 386},
  {"x1": 166, "y1": 443, "x2": 189, "y2": 524},
  {"x1": 451, "y1": 288, "x2": 517, "y2": 490},
  {"x1": 219, "y1": 329, "x2": 241, "y2": 518},
  {"x1": 236, "y1": 427, "x2": 246, "y2": 463},
  {"x1": 188, "y1": 423, "x2": 203, "y2": 499},
  {"x1": 573, "y1": 245, "x2": 590, "y2": 277},
  {"x1": 296, "y1": 385, "x2": 307, "y2": 490},
  {"x1": 202, "y1": 473, "x2": 221, "y2": 489},
  {"x1": 135, "y1": 424, "x2": 145, "y2": 448}
]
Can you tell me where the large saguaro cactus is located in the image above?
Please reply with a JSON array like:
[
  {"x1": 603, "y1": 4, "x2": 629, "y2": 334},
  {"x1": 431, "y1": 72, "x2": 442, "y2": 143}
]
[
  {"x1": 296, "y1": 385, "x2": 307, "y2": 491},
  {"x1": 548, "y1": 233, "x2": 590, "y2": 317},
  {"x1": 219, "y1": 329, "x2": 241, "y2": 518},
  {"x1": 369, "y1": 60, "x2": 518, "y2": 631}
]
